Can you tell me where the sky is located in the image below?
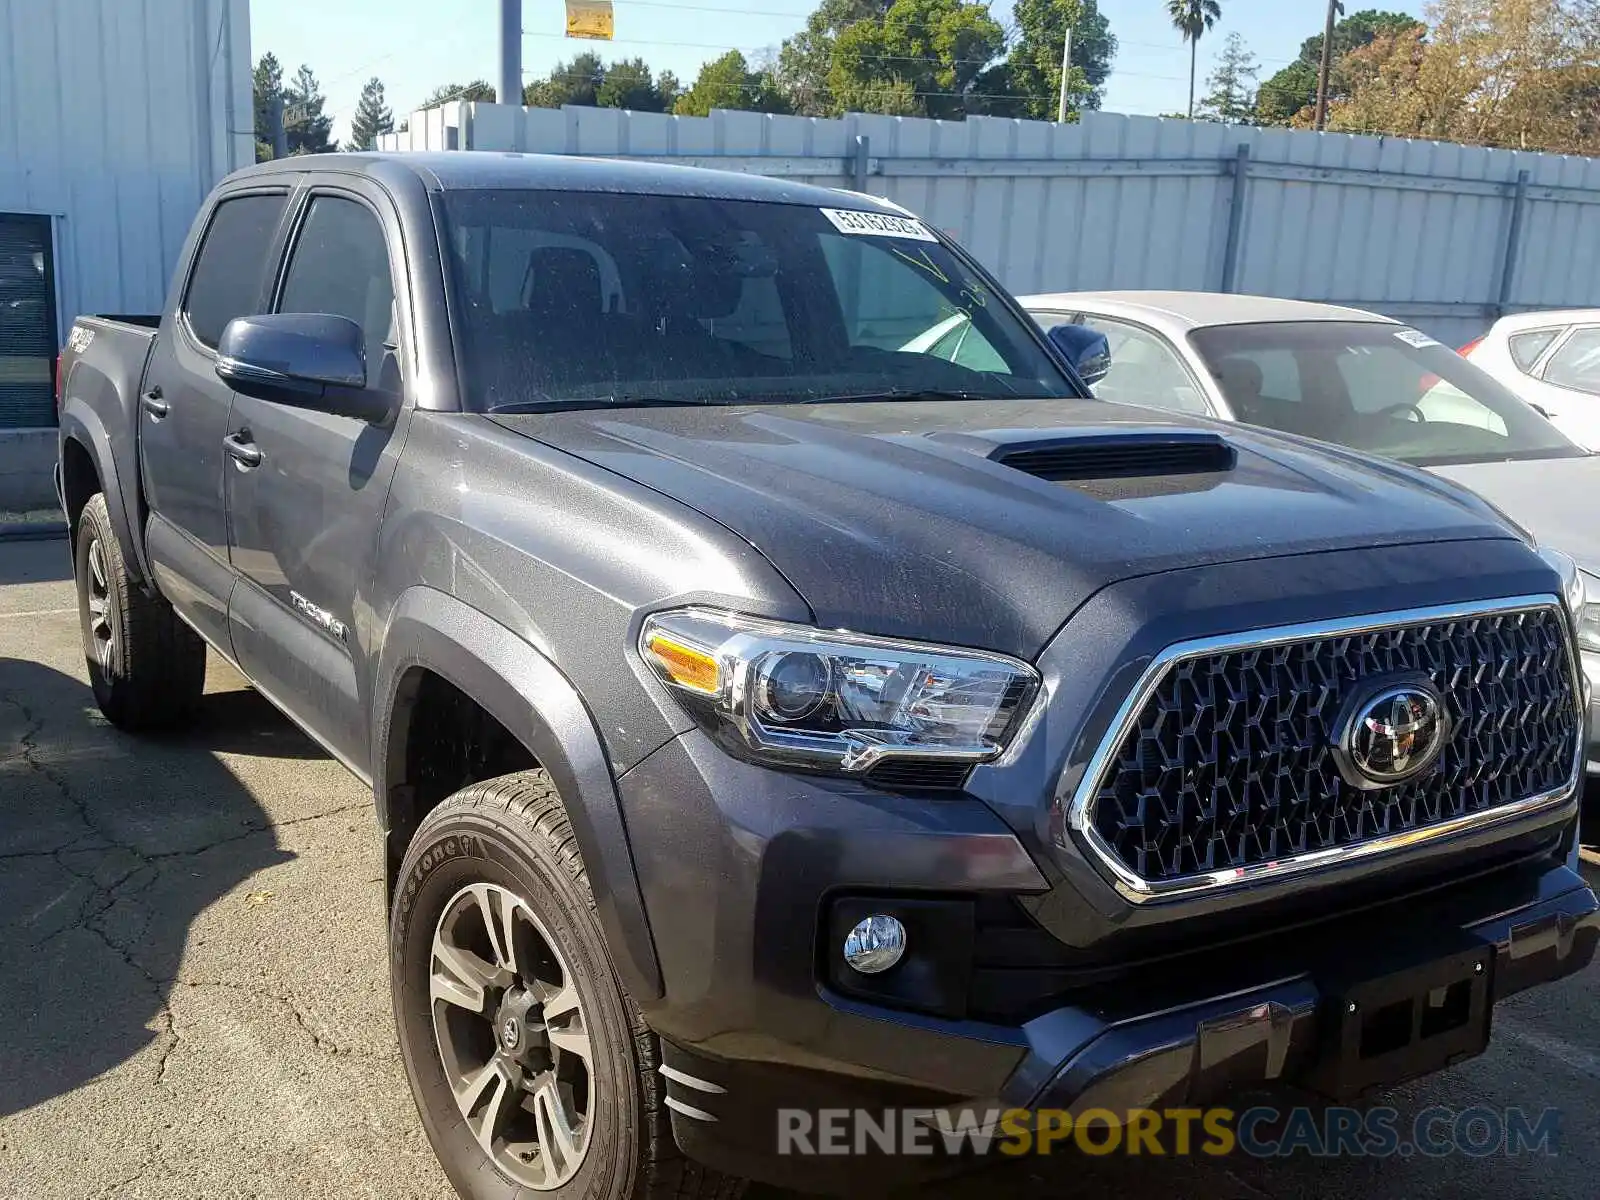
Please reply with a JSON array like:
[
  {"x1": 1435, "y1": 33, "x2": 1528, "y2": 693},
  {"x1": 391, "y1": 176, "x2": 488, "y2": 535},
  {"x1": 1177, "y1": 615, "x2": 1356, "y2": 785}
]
[{"x1": 250, "y1": 0, "x2": 1430, "y2": 144}]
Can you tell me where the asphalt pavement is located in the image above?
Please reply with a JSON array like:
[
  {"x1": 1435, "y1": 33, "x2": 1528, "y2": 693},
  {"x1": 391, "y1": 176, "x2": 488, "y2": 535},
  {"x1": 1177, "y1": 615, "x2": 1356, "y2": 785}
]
[{"x1": 1, "y1": 536, "x2": 1596, "y2": 1200}]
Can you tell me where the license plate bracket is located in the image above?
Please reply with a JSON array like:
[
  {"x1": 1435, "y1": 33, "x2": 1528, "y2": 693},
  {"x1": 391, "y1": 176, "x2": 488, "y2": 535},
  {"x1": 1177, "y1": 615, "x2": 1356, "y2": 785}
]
[{"x1": 1306, "y1": 937, "x2": 1494, "y2": 1101}]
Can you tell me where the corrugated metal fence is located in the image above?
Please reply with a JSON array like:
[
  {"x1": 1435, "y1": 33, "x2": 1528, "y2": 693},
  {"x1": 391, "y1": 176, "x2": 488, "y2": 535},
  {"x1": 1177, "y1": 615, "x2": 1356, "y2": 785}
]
[
  {"x1": 382, "y1": 104, "x2": 1600, "y2": 348},
  {"x1": 0, "y1": 0, "x2": 253, "y2": 431}
]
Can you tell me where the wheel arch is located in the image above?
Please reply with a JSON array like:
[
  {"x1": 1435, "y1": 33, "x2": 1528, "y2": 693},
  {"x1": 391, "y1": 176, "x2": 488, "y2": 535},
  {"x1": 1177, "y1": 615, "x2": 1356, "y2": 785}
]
[
  {"x1": 373, "y1": 585, "x2": 664, "y2": 1002},
  {"x1": 57, "y1": 400, "x2": 146, "y2": 580}
]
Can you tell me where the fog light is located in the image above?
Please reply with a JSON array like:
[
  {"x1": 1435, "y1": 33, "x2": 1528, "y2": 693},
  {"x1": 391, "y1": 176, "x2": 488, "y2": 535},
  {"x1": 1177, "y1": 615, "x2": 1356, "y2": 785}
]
[{"x1": 842, "y1": 914, "x2": 906, "y2": 975}]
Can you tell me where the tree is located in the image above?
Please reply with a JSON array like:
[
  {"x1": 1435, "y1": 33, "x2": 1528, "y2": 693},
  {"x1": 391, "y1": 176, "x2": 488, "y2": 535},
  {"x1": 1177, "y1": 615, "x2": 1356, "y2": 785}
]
[
  {"x1": 349, "y1": 77, "x2": 393, "y2": 150},
  {"x1": 676, "y1": 51, "x2": 791, "y2": 115},
  {"x1": 657, "y1": 70, "x2": 683, "y2": 113},
  {"x1": 999, "y1": 0, "x2": 1118, "y2": 120},
  {"x1": 1319, "y1": 0, "x2": 1600, "y2": 152},
  {"x1": 524, "y1": 53, "x2": 606, "y2": 108},
  {"x1": 592, "y1": 58, "x2": 663, "y2": 110},
  {"x1": 252, "y1": 52, "x2": 284, "y2": 161},
  {"x1": 1165, "y1": 0, "x2": 1223, "y2": 119},
  {"x1": 775, "y1": 0, "x2": 894, "y2": 115},
  {"x1": 284, "y1": 64, "x2": 337, "y2": 154},
  {"x1": 824, "y1": 0, "x2": 1007, "y2": 118},
  {"x1": 422, "y1": 81, "x2": 496, "y2": 107},
  {"x1": 1198, "y1": 30, "x2": 1257, "y2": 122},
  {"x1": 1256, "y1": 10, "x2": 1421, "y2": 125}
]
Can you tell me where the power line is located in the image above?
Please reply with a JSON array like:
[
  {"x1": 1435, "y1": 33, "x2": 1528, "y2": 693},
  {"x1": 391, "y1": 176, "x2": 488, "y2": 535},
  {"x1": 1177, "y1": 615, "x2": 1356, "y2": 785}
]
[
  {"x1": 522, "y1": 30, "x2": 1196, "y2": 82},
  {"x1": 516, "y1": 0, "x2": 1308, "y2": 69}
]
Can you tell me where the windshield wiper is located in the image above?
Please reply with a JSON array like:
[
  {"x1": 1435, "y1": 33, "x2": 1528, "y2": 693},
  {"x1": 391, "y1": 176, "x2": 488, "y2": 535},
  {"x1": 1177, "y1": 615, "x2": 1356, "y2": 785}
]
[{"x1": 486, "y1": 397, "x2": 713, "y2": 415}]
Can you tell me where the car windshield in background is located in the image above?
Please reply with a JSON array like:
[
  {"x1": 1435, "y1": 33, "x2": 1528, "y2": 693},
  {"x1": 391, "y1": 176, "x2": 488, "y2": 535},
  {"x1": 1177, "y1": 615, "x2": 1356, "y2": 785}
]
[
  {"x1": 1188, "y1": 321, "x2": 1586, "y2": 467},
  {"x1": 439, "y1": 190, "x2": 1071, "y2": 411}
]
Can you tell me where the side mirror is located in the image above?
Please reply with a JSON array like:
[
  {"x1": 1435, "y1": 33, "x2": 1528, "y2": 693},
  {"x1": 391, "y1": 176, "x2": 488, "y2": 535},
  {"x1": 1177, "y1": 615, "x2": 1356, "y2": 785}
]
[
  {"x1": 1047, "y1": 323, "x2": 1113, "y2": 387},
  {"x1": 216, "y1": 313, "x2": 392, "y2": 423}
]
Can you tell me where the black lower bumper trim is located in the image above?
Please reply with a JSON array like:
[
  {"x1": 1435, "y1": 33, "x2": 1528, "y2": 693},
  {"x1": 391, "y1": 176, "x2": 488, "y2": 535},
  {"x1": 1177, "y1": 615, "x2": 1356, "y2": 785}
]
[{"x1": 1020, "y1": 874, "x2": 1598, "y2": 1112}]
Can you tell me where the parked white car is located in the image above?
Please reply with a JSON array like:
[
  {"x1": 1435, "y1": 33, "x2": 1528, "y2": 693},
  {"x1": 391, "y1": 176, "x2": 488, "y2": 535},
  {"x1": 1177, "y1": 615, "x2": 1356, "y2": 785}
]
[
  {"x1": 1461, "y1": 309, "x2": 1600, "y2": 450},
  {"x1": 998, "y1": 290, "x2": 1600, "y2": 774}
]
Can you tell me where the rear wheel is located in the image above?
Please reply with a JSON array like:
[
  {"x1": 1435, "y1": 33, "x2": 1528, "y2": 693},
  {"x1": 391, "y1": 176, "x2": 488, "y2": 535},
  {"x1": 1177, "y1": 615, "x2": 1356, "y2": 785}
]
[
  {"x1": 74, "y1": 493, "x2": 206, "y2": 730},
  {"x1": 391, "y1": 771, "x2": 744, "y2": 1200}
]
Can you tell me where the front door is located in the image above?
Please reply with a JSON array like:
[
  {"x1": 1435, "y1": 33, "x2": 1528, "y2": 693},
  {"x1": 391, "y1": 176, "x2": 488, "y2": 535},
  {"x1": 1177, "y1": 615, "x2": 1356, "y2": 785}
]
[
  {"x1": 224, "y1": 187, "x2": 412, "y2": 772},
  {"x1": 141, "y1": 190, "x2": 290, "y2": 647}
]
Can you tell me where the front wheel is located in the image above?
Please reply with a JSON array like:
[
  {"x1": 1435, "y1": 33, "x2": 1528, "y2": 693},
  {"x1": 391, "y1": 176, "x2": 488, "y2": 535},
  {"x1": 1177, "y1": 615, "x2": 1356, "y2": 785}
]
[{"x1": 391, "y1": 771, "x2": 744, "y2": 1200}]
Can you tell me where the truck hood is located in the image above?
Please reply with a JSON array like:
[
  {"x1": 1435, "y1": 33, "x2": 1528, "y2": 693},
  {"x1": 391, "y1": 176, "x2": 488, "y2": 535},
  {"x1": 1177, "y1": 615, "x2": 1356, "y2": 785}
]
[
  {"x1": 494, "y1": 399, "x2": 1520, "y2": 658},
  {"x1": 1428, "y1": 454, "x2": 1600, "y2": 577}
]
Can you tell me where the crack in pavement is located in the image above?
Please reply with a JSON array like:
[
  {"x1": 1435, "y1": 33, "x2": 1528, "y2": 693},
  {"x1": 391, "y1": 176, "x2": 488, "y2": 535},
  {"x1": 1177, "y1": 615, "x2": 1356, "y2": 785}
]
[
  {"x1": 5, "y1": 690, "x2": 386, "y2": 1197},
  {"x1": 4, "y1": 691, "x2": 379, "y2": 1065}
]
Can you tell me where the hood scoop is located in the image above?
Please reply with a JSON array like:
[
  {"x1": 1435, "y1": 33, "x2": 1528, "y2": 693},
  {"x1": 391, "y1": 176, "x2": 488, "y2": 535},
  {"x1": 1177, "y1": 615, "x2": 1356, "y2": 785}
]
[{"x1": 992, "y1": 430, "x2": 1237, "y2": 483}]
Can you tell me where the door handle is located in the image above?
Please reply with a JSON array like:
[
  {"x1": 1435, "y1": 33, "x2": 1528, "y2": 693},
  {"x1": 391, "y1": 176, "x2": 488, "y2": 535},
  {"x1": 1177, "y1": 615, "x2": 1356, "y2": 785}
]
[
  {"x1": 140, "y1": 388, "x2": 169, "y2": 418},
  {"x1": 222, "y1": 431, "x2": 262, "y2": 469}
]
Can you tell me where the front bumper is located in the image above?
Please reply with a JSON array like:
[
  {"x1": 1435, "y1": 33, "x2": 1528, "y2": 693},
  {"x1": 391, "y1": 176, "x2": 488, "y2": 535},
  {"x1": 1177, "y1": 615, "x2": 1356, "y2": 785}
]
[{"x1": 619, "y1": 732, "x2": 1597, "y2": 1194}]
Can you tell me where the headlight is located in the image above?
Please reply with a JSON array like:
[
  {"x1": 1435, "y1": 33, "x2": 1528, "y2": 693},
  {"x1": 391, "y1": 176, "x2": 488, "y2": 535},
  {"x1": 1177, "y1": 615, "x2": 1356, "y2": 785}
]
[
  {"x1": 1576, "y1": 572, "x2": 1600, "y2": 655},
  {"x1": 1540, "y1": 548, "x2": 1600, "y2": 653},
  {"x1": 639, "y1": 608, "x2": 1040, "y2": 773}
]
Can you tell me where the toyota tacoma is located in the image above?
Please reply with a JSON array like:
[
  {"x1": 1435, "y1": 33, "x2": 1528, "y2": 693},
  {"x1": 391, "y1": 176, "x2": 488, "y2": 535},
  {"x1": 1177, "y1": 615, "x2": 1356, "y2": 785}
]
[{"x1": 55, "y1": 152, "x2": 1598, "y2": 1198}]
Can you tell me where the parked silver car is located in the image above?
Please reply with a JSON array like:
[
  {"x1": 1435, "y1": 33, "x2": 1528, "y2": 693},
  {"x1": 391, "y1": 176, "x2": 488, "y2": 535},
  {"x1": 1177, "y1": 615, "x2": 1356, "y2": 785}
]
[
  {"x1": 1000, "y1": 290, "x2": 1600, "y2": 775},
  {"x1": 1462, "y1": 308, "x2": 1600, "y2": 450}
]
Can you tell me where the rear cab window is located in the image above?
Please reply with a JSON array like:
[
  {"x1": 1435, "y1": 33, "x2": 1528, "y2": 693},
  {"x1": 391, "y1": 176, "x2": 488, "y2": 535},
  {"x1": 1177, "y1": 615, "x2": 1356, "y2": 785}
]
[{"x1": 181, "y1": 192, "x2": 290, "y2": 349}]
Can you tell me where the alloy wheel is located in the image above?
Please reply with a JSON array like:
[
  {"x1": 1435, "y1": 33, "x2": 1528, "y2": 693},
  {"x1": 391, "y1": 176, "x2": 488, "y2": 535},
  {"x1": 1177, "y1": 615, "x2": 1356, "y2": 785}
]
[
  {"x1": 84, "y1": 537, "x2": 116, "y2": 670},
  {"x1": 430, "y1": 882, "x2": 595, "y2": 1189}
]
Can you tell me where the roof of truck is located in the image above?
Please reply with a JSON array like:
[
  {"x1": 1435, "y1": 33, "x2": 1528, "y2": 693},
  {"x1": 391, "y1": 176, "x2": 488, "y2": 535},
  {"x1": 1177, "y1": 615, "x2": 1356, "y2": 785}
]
[{"x1": 230, "y1": 150, "x2": 909, "y2": 212}]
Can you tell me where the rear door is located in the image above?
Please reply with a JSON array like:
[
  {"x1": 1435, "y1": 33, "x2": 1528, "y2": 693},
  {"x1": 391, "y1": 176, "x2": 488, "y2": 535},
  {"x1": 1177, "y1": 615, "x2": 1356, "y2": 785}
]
[
  {"x1": 1527, "y1": 325, "x2": 1600, "y2": 449},
  {"x1": 141, "y1": 188, "x2": 291, "y2": 648},
  {"x1": 223, "y1": 181, "x2": 412, "y2": 773}
]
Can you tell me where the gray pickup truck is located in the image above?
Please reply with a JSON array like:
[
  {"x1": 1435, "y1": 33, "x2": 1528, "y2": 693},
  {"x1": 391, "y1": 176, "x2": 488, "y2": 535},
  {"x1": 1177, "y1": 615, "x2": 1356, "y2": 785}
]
[{"x1": 56, "y1": 152, "x2": 1598, "y2": 1198}]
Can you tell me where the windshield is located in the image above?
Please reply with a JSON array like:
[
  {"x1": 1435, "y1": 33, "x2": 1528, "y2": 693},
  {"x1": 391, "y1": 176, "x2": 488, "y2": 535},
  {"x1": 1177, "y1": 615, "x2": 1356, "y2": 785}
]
[
  {"x1": 439, "y1": 190, "x2": 1072, "y2": 410},
  {"x1": 1187, "y1": 321, "x2": 1584, "y2": 467}
]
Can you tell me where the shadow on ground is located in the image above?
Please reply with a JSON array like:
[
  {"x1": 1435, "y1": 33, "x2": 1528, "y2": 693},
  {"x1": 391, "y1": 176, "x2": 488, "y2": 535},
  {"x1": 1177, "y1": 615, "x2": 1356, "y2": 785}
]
[
  {"x1": 0, "y1": 658, "x2": 318, "y2": 1116},
  {"x1": 0, "y1": 534, "x2": 70, "y2": 587}
]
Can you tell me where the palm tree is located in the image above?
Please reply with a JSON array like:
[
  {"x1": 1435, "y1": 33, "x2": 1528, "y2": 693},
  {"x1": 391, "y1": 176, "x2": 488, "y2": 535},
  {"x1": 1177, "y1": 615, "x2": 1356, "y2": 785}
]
[{"x1": 1166, "y1": 0, "x2": 1223, "y2": 118}]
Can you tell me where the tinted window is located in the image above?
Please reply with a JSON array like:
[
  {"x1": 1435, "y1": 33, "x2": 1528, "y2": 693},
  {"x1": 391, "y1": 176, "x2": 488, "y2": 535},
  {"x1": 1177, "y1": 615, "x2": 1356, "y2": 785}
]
[
  {"x1": 439, "y1": 191, "x2": 1069, "y2": 411},
  {"x1": 277, "y1": 196, "x2": 396, "y2": 387},
  {"x1": 1543, "y1": 328, "x2": 1600, "y2": 395},
  {"x1": 182, "y1": 193, "x2": 288, "y2": 348},
  {"x1": 1080, "y1": 317, "x2": 1209, "y2": 414},
  {"x1": 1191, "y1": 321, "x2": 1580, "y2": 466},
  {"x1": 1509, "y1": 328, "x2": 1560, "y2": 373}
]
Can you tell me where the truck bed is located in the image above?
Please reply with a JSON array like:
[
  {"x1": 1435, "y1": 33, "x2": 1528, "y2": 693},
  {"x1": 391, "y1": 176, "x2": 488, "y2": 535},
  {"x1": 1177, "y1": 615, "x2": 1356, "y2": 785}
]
[{"x1": 56, "y1": 313, "x2": 163, "y2": 564}]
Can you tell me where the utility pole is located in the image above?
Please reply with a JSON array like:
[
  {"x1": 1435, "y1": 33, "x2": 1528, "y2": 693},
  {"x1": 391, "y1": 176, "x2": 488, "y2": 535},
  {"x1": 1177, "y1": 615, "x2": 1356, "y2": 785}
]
[
  {"x1": 1313, "y1": 0, "x2": 1343, "y2": 131},
  {"x1": 499, "y1": 0, "x2": 523, "y2": 107},
  {"x1": 1056, "y1": 26, "x2": 1073, "y2": 123},
  {"x1": 270, "y1": 94, "x2": 287, "y2": 159}
]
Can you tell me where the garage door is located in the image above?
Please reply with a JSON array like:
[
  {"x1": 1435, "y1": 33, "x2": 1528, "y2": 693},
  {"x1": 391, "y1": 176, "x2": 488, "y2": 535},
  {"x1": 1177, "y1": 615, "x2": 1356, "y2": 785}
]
[{"x1": 0, "y1": 214, "x2": 58, "y2": 428}]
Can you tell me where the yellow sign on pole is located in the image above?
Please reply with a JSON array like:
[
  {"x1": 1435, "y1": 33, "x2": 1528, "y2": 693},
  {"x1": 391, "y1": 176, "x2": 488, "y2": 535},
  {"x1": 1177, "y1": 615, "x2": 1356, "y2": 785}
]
[{"x1": 565, "y1": 0, "x2": 614, "y2": 39}]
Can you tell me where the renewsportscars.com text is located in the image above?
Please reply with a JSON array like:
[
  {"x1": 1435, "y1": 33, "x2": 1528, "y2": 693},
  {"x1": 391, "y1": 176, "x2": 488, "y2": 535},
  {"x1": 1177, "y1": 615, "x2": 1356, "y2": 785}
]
[{"x1": 776, "y1": 1105, "x2": 1561, "y2": 1159}]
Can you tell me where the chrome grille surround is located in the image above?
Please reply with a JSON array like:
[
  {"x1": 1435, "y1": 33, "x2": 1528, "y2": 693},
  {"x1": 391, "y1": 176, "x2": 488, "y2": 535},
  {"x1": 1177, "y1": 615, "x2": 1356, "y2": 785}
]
[{"x1": 1061, "y1": 596, "x2": 1584, "y2": 904}]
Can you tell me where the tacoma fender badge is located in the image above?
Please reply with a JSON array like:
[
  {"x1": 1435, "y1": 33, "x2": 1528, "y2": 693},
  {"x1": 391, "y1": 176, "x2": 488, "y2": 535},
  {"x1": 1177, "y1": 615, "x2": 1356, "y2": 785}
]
[{"x1": 290, "y1": 591, "x2": 348, "y2": 641}]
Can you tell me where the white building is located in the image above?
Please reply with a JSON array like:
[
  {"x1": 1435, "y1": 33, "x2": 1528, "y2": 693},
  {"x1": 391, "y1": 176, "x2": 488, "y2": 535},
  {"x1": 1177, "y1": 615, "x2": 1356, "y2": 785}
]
[{"x1": 0, "y1": 0, "x2": 252, "y2": 509}]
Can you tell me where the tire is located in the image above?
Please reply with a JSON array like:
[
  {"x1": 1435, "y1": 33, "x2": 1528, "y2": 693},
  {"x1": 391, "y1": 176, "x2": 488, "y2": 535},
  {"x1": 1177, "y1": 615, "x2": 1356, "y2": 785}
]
[
  {"x1": 391, "y1": 771, "x2": 744, "y2": 1200},
  {"x1": 73, "y1": 492, "x2": 206, "y2": 731}
]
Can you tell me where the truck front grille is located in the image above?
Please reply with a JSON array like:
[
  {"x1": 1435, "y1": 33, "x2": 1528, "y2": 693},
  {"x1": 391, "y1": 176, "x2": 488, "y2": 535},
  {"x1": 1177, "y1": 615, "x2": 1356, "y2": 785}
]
[{"x1": 1074, "y1": 600, "x2": 1581, "y2": 899}]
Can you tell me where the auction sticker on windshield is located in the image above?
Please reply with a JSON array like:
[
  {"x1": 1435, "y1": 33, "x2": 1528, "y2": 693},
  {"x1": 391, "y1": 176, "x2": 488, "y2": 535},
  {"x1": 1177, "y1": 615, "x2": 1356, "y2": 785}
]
[
  {"x1": 820, "y1": 208, "x2": 938, "y2": 242},
  {"x1": 1394, "y1": 327, "x2": 1441, "y2": 349}
]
